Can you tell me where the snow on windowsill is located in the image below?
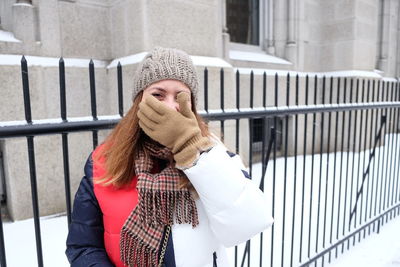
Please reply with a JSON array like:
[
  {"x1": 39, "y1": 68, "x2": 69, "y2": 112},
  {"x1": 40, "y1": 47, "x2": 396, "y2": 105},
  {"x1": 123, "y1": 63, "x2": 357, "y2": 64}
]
[
  {"x1": 0, "y1": 54, "x2": 107, "y2": 68},
  {"x1": 236, "y1": 68, "x2": 397, "y2": 81},
  {"x1": 229, "y1": 50, "x2": 292, "y2": 65},
  {"x1": 107, "y1": 52, "x2": 148, "y2": 69},
  {"x1": 0, "y1": 30, "x2": 21, "y2": 43},
  {"x1": 107, "y1": 53, "x2": 232, "y2": 69}
]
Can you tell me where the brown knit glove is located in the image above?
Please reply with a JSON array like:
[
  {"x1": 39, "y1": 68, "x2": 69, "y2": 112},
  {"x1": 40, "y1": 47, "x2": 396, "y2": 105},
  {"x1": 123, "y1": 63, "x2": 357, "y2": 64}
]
[{"x1": 138, "y1": 92, "x2": 214, "y2": 168}]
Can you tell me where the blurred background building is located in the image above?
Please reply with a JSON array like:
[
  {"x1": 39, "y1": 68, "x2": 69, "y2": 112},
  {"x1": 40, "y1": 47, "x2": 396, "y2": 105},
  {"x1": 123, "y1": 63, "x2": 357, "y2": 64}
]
[{"x1": 0, "y1": 0, "x2": 399, "y2": 220}]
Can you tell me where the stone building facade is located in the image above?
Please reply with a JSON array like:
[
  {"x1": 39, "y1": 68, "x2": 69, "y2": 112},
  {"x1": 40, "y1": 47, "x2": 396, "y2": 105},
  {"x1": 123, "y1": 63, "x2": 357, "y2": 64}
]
[{"x1": 0, "y1": 0, "x2": 399, "y2": 220}]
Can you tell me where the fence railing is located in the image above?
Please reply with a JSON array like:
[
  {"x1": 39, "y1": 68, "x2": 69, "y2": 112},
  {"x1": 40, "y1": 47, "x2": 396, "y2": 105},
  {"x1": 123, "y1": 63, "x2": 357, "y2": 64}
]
[{"x1": 0, "y1": 57, "x2": 399, "y2": 267}]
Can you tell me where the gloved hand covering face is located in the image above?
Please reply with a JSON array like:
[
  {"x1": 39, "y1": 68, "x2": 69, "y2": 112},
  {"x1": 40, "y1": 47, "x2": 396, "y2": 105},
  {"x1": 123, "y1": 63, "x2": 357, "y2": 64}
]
[{"x1": 138, "y1": 92, "x2": 213, "y2": 168}]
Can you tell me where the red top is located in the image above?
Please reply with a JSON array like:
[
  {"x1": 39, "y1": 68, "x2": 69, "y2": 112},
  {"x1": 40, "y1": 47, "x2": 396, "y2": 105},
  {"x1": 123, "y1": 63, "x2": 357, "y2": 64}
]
[{"x1": 92, "y1": 145, "x2": 138, "y2": 267}]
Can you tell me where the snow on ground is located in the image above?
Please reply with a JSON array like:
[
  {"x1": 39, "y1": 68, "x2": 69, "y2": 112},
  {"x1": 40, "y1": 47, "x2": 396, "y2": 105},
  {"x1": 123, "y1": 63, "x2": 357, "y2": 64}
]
[
  {"x1": 3, "y1": 214, "x2": 69, "y2": 267},
  {"x1": 328, "y1": 215, "x2": 400, "y2": 267},
  {"x1": 3, "y1": 212, "x2": 400, "y2": 267}
]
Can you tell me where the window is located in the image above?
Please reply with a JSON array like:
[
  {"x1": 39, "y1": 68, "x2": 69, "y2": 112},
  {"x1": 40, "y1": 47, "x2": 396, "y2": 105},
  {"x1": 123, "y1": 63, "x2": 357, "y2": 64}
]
[{"x1": 226, "y1": 0, "x2": 260, "y2": 45}]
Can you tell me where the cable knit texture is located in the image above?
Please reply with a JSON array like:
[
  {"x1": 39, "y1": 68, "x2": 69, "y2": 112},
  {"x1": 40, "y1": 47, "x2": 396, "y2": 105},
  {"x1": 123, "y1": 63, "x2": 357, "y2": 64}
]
[{"x1": 132, "y1": 47, "x2": 199, "y2": 102}]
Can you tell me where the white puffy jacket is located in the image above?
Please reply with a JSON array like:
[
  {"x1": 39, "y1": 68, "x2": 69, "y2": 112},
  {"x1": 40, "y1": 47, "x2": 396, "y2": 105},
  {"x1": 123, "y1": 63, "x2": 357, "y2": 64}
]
[{"x1": 171, "y1": 144, "x2": 274, "y2": 267}]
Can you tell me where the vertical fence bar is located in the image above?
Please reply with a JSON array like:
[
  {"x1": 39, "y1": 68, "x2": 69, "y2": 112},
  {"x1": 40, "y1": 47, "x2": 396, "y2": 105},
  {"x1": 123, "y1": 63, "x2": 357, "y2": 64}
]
[
  {"x1": 204, "y1": 68, "x2": 209, "y2": 113},
  {"x1": 0, "y1": 151, "x2": 6, "y2": 267},
  {"x1": 383, "y1": 83, "x2": 393, "y2": 222},
  {"x1": 250, "y1": 71, "x2": 254, "y2": 110},
  {"x1": 59, "y1": 58, "x2": 72, "y2": 225},
  {"x1": 383, "y1": 82, "x2": 391, "y2": 221},
  {"x1": 380, "y1": 81, "x2": 390, "y2": 223},
  {"x1": 377, "y1": 82, "x2": 387, "y2": 231},
  {"x1": 308, "y1": 75, "x2": 318, "y2": 259},
  {"x1": 21, "y1": 56, "x2": 44, "y2": 267},
  {"x1": 331, "y1": 77, "x2": 341, "y2": 259},
  {"x1": 394, "y1": 82, "x2": 400, "y2": 204},
  {"x1": 362, "y1": 80, "x2": 370, "y2": 236},
  {"x1": 235, "y1": 70, "x2": 240, "y2": 153},
  {"x1": 323, "y1": 77, "x2": 333, "y2": 255},
  {"x1": 299, "y1": 75, "x2": 309, "y2": 263},
  {"x1": 350, "y1": 79, "x2": 359, "y2": 236},
  {"x1": 220, "y1": 68, "x2": 225, "y2": 142},
  {"x1": 247, "y1": 70, "x2": 255, "y2": 267},
  {"x1": 346, "y1": 78, "x2": 355, "y2": 249},
  {"x1": 0, "y1": 199, "x2": 5, "y2": 267},
  {"x1": 364, "y1": 80, "x2": 373, "y2": 231},
  {"x1": 27, "y1": 137, "x2": 44, "y2": 267},
  {"x1": 59, "y1": 58, "x2": 67, "y2": 122},
  {"x1": 367, "y1": 80, "x2": 376, "y2": 228},
  {"x1": 259, "y1": 71, "x2": 267, "y2": 267},
  {"x1": 240, "y1": 70, "x2": 255, "y2": 267},
  {"x1": 89, "y1": 60, "x2": 98, "y2": 149},
  {"x1": 281, "y1": 73, "x2": 290, "y2": 267},
  {"x1": 385, "y1": 82, "x2": 396, "y2": 221},
  {"x1": 316, "y1": 76, "x2": 326, "y2": 257},
  {"x1": 369, "y1": 80, "x2": 377, "y2": 222},
  {"x1": 369, "y1": 81, "x2": 380, "y2": 231},
  {"x1": 389, "y1": 82, "x2": 396, "y2": 219},
  {"x1": 373, "y1": 81, "x2": 381, "y2": 220},
  {"x1": 355, "y1": 80, "x2": 365, "y2": 240},
  {"x1": 343, "y1": 78, "x2": 353, "y2": 251},
  {"x1": 392, "y1": 83, "x2": 400, "y2": 205},
  {"x1": 234, "y1": 69, "x2": 239, "y2": 267},
  {"x1": 61, "y1": 134, "x2": 71, "y2": 225},
  {"x1": 270, "y1": 73, "x2": 278, "y2": 267},
  {"x1": 117, "y1": 62, "x2": 124, "y2": 117},
  {"x1": 338, "y1": 78, "x2": 347, "y2": 252},
  {"x1": 21, "y1": 56, "x2": 32, "y2": 124},
  {"x1": 376, "y1": 82, "x2": 386, "y2": 232},
  {"x1": 383, "y1": 82, "x2": 391, "y2": 220},
  {"x1": 89, "y1": 60, "x2": 98, "y2": 120},
  {"x1": 391, "y1": 82, "x2": 398, "y2": 214},
  {"x1": 290, "y1": 74, "x2": 299, "y2": 267},
  {"x1": 263, "y1": 72, "x2": 267, "y2": 108},
  {"x1": 390, "y1": 82, "x2": 398, "y2": 209}
]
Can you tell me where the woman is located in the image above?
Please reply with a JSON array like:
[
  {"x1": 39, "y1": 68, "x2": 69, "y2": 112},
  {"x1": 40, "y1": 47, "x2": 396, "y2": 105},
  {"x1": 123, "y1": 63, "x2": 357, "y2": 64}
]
[{"x1": 66, "y1": 47, "x2": 273, "y2": 267}]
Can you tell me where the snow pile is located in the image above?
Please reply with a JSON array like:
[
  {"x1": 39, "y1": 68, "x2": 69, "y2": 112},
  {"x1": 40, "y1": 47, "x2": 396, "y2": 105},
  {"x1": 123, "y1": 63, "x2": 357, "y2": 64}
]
[
  {"x1": 3, "y1": 215, "x2": 69, "y2": 266},
  {"x1": 0, "y1": 30, "x2": 21, "y2": 43}
]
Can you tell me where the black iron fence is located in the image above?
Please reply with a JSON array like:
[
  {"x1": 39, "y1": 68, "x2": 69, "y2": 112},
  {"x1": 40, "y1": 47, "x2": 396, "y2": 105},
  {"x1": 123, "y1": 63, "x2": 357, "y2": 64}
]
[{"x1": 0, "y1": 57, "x2": 400, "y2": 267}]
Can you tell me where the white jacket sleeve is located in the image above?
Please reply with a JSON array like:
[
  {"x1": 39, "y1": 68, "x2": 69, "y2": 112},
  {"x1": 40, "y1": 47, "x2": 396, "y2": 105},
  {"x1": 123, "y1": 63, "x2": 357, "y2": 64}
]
[{"x1": 183, "y1": 144, "x2": 273, "y2": 247}]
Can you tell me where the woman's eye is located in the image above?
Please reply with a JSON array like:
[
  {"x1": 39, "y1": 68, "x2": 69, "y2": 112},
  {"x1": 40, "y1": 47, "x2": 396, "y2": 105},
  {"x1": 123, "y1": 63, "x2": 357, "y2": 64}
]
[{"x1": 152, "y1": 93, "x2": 163, "y2": 98}]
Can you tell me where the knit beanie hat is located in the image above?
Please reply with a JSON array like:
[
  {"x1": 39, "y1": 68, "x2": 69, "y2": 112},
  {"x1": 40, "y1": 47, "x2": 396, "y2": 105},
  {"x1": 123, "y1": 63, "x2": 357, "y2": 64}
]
[{"x1": 132, "y1": 47, "x2": 199, "y2": 102}]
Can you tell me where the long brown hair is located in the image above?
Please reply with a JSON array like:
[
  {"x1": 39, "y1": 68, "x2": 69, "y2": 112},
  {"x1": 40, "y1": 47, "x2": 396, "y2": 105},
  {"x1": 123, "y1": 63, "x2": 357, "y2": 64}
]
[{"x1": 94, "y1": 91, "x2": 210, "y2": 189}]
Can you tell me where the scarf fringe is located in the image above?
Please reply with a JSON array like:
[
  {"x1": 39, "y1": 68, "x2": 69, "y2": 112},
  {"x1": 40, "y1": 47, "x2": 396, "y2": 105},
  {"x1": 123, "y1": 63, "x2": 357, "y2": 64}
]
[
  {"x1": 120, "y1": 228, "x2": 159, "y2": 267},
  {"x1": 120, "y1": 143, "x2": 200, "y2": 265},
  {"x1": 138, "y1": 189, "x2": 199, "y2": 227}
]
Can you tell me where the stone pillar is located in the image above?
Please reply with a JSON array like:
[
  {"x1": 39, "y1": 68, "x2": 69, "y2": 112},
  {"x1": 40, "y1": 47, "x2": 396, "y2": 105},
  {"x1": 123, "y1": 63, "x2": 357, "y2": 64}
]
[
  {"x1": 264, "y1": 0, "x2": 275, "y2": 55},
  {"x1": 285, "y1": 0, "x2": 297, "y2": 64},
  {"x1": 221, "y1": 0, "x2": 230, "y2": 61},
  {"x1": 397, "y1": 14, "x2": 400, "y2": 77},
  {"x1": 377, "y1": 0, "x2": 389, "y2": 73},
  {"x1": 12, "y1": 1, "x2": 37, "y2": 42}
]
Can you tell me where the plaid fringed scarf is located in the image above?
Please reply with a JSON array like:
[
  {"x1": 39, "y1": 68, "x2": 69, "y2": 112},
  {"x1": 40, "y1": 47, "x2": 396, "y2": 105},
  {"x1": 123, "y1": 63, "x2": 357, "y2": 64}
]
[{"x1": 120, "y1": 142, "x2": 199, "y2": 267}]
